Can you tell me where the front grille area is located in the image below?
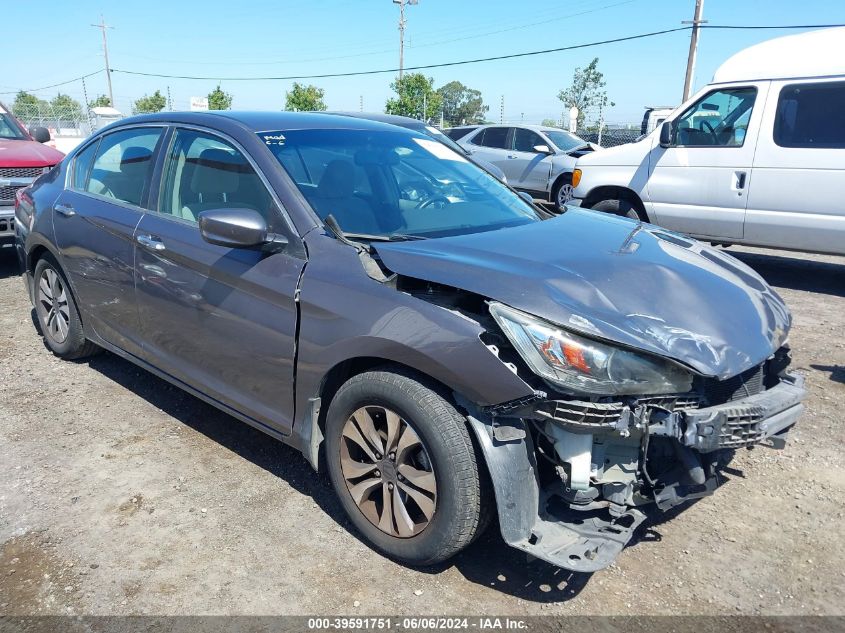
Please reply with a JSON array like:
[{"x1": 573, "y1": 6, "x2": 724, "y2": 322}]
[
  {"x1": 0, "y1": 185, "x2": 21, "y2": 205},
  {"x1": 535, "y1": 399, "x2": 626, "y2": 429},
  {"x1": 0, "y1": 167, "x2": 44, "y2": 179},
  {"x1": 700, "y1": 364, "x2": 765, "y2": 405}
]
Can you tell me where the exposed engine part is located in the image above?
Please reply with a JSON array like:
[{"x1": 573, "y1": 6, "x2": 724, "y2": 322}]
[{"x1": 545, "y1": 423, "x2": 593, "y2": 491}]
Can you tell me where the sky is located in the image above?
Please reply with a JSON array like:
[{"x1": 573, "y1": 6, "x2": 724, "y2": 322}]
[{"x1": 2, "y1": 0, "x2": 843, "y2": 125}]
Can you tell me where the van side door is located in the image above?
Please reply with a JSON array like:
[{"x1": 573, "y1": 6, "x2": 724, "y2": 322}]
[
  {"x1": 744, "y1": 78, "x2": 845, "y2": 255},
  {"x1": 647, "y1": 84, "x2": 767, "y2": 239}
]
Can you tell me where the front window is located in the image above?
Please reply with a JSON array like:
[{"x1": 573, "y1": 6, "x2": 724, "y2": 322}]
[
  {"x1": 543, "y1": 130, "x2": 585, "y2": 152},
  {"x1": 261, "y1": 128, "x2": 541, "y2": 238},
  {"x1": 0, "y1": 112, "x2": 28, "y2": 140},
  {"x1": 673, "y1": 87, "x2": 757, "y2": 147}
]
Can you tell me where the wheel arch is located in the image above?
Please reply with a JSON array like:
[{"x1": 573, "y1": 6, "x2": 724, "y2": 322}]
[{"x1": 581, "y1": 185, "x2": 648, "y2": 220}]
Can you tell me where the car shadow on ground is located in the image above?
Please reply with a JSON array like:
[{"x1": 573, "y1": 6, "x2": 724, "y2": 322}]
[
  {"x1": 0, "y1": 247, "x2": 21, "y2": 280},
  {"x1": 73, "y1": 347, "x2": 606, "y2": 603},
  {"x1": 810, "y1": 364, "x2": 845, "y2": 384},
  {"x1": 728, "y1": 249, "x2": 845, "y2": 297}
]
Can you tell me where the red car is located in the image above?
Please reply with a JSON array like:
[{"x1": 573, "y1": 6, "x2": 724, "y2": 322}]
[{"x1": 0, "y1": 101, "x2": 64, "y2": 245}]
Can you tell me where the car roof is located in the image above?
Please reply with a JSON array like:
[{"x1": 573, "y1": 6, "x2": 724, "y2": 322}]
[
  {"x1": 327, "y1": 111, "x2": 430, "y2": 131},
  {"x1": 109, "y1": 110, "x2": 414, "y2": 133},
  {"x1": 471, "y1": 123, "x2": 570, "y2": 134}
]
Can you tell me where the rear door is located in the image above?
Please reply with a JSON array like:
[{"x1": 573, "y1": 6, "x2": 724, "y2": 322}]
[
  {"x1": 744, "y1": 78, "x2": 845, "y2": 254},
  {"x1": 508, "y1": 128, "x2": 553, "y2": 191},
  {"x1": 464, "y1": 127, "x2": 512, "y2": 175},
  {"x1": 133, "y1": 126, "x2": 305, "y2": 433},
  {"x1": 53, "y1": 125, "x2": 165, "y2": 356},
  {"x1": 647, "y1": 84, "x2": 765, "y2": 239}
]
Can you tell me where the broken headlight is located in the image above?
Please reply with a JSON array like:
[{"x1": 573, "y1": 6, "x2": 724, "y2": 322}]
[{"x1": 489, "y1": 302, "x2": 692, "y2": 396}]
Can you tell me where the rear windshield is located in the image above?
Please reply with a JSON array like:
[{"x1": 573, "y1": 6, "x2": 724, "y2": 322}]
[{"x1": 260, "y1": 128, "x2": 541, "y2": 239}]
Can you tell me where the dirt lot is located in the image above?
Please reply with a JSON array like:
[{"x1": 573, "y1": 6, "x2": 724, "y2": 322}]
[{"x1": 1, "y1": 244, "x2": 843, "y2": 616}]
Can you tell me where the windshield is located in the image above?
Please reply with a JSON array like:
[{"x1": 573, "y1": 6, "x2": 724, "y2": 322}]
[
  {"x1": 421, "y1": 125, "x2": 468, "y2": 156},
  {"x1": 0, "y1": 112, "x2": 28, "y2": 140},
  {"x1": 261, "y1": 128, "x2": 541, "y2": 239},
  {"x1": 543, "y1": 129, "x2": 585, "y2": 152}
]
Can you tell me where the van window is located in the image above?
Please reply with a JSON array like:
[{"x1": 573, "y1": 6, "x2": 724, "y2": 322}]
[
  {"x1": 775, "y1": 81, "x2": 845, "y2": 148},
  {"x1": 673, "y1": 87, "x2": 756, "y2": 147}
]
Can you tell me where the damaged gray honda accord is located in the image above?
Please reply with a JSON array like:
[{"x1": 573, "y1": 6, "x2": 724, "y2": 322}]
[{"x1": 15, "y1": 112, "x2": 805, "y2": 571}]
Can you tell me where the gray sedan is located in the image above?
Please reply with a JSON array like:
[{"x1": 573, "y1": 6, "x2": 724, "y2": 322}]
[{"x1": 15, "y1": 111, "x2": 804, "y2": 572}]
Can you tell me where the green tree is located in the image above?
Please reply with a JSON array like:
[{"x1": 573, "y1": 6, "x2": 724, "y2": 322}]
[
  {"x1": 134, "y1": 90, "x2": 167, "y2": 114},
  {"x1": 385, "y1": 73, "x2": 442, "y2": 122},
  {"x1": 88, "y1": 94, "x2": 112, "y2": 109},
  {"x1": 208, "y1": 84, "x2": 233, "y2": 110},
  {"x1": 50, "y1": 93, "x2": 82, "y2": 120},
  {"x1": 12, "y1": 91, "x2": 47, "y2": 119},
  {"x1": 285, "y1": 83, "x2": 327, "y2": 111},
  {"x1": 436, "y1": 80, "x2": 487, "y2": 126},
  {"x1": 557, "y1": 58, "x2": 611, "y2": 130},
  {"x1": 541, "y1": 118, "x2": 559, "y2": 128}
]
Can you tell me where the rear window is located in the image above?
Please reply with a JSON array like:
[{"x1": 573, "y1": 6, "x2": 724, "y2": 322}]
[
  {"x1": 474, "y1": 127, "x2": 509, "y2": 149},
  {"x1": 775, "y1": 81, "x2": 845, "y2": 148}
]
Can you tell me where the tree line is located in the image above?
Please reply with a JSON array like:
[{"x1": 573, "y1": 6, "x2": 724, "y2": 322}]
[{"x1": 9, "y1": 58, "x2": 611, "y2": 130}]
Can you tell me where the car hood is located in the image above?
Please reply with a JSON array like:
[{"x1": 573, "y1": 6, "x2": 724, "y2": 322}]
[
  {"x1": 373, "y1": 209, "x2": 790, "y2": 379},
  {"x1": 0, "y1": 138, "x2": 64, "y2": 166}
]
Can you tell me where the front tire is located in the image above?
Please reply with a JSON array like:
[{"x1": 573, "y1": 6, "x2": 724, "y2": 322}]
[
  {"x1": 325, "y1": 368, "x2": 486, "y2": 566},
  {"x1": 33, "y1": 255, "x2": 100, "y2": 360},
  {"x1": 551, "y1": 174, "x2": 574, "y2": 212},
  {"x1": 590, "y1": 197, "x2": 646, "y2": 221}
]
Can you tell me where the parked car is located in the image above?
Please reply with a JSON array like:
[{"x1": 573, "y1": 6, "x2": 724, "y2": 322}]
[
  {"x1": 640, "y1": 106, "x2": 675, "y2": 137},
  {"x1": 457, "y1": 124, "x2": 594, "y2": 211},
  {"x1": 0, "y1": 101, "x2": 64, "y2": 246},
  {"x1": 572, "y1": 27, "x2": 845, "y2": 256},
  {"x1": 328, "y1": 112, "x2": 507, "y2": 183},
  {"x1": 16, "y1": 111, "x2": 804, "y2": 572},
  {"x1": 444, "y1": 125, "x2": 479, "y2": 141}
]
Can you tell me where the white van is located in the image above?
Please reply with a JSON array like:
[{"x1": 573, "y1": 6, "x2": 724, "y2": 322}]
[{"x1": 571, "y1": 27, "x2": 845, "y2": 256}]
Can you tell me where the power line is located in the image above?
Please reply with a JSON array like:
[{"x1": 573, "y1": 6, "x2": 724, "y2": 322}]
[
  {"x1": 109, "y1": 23, "x2": 845, "y2": 83},
  {"x1": 0, "y1": 70, "x2": 103, "y2": 95}
]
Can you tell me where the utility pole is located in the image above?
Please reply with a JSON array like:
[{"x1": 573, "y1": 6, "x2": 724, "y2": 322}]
[
  {"x1": 682, "y1": 0, "x2": 706, "y2": 102},
  {"x1": 500, "y1": 95, "x2": 504, "y2": 124},
  {"x1": 359, "y1": 95, "x2": 363, "y2": 112},
  {"x1": 393, "y1": 0, "x2": 418, "y2": 80},
  {"x1": 91, "y1": 15, "x2": 115, "y2": 108}
]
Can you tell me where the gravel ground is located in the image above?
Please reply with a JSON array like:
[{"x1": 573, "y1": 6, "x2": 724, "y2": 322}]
[{"x1": 1, "y1": 244, "x2": 843, "y2": 616}]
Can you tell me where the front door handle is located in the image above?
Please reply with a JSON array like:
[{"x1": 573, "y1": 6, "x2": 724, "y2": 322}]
[
  {"x1": 734, "y1": 171, "x2": 747, "y2": 190},
  {"x1": 136, "y1": 234, "x2": 166, "y2": 251},
  {"x1": 53, "y1": 202, "x2": 76, "y2": 217},
  {"x1": 507, "y1": 154, "x2": 518, "y2": 159}
]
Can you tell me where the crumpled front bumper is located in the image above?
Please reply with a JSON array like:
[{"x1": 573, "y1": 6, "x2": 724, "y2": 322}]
[{"x1": 464, "y1": 371, "x2": 806, "y2": 573}]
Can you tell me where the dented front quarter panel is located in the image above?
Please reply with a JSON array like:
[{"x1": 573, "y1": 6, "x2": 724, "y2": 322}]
[
  {"x1": 373, "y1": 209, "x2": 791, "y2": 380},
  {"x1": 293, "y1": 231, "x2": 537, "y2": 431}
]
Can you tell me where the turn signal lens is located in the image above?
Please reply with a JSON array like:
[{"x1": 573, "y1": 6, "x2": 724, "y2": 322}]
[{"x1": 572, "y1": 169, "x2": 582, "y2": 189}]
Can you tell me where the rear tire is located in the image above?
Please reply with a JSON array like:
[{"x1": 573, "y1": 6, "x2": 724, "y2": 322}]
[
  {"x1": 325, "y1": 368, "x2": 486, "y2": 566},
  {"x1": 33, "y1": 254, "x2": 100, "y2": 360},
  {"x1": 590, "y1": 198, "x2": 646, "y2": 221}
]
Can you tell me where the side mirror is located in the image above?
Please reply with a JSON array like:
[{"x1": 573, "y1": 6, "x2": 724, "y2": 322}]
[
  {"x1": 30, "y1": 126, "x2": 51, "y2": 143},
  {"x1": 659, "y1": 121, "x2": 673, "y2": 148},
  {"x1": 198, "y1": 208, "x2": 286, "y2": 249},
  {"x1": 533, "y1": 144, "x2": 553, "y2": 155}
]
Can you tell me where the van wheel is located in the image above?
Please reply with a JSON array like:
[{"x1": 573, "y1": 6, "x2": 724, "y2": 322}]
[
  {"x1": 551, "y1": 174, "x2": 574, "y2": 212},
  {"x1": 590, "y1": 198, "x2": 646, "y2": 221},
  {"x1": 33, "y1": 255, "x2": 100, "y2": 360},
  {"x1": 325, "y1": 368, "x2": 486, "y2": 566}
]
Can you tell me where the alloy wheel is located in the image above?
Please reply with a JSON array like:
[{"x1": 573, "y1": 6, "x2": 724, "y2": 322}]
[
  {"x1": 339, "y1": 406, "x2": 437, "y2": 538},
  {"x1": 37, "y1": 268, "x2": 70, "y2": 344},
  {"x1": 557, "y1": 183, "x2": 574, "y2": 207}
]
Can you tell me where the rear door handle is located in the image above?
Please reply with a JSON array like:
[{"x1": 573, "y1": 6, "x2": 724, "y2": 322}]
[
  {"x1": 507, "y1": 154, "x2": 518, "y2": 159},
  {"x1": 136, "y1": 234, "x2": 166, "y2": 251},
  {"x1": 53, "y1": 202, "x2": 76, "y2": 217}
]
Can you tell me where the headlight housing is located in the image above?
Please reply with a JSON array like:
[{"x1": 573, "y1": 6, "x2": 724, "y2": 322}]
[{"x1": 489, "y1": 302, "x2": 693, "y2": 396}]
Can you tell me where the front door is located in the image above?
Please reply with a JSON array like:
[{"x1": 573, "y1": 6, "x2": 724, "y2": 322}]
[
  {"x1": 133, "y1": 127, "x2": 305, "y2": 433},
  {"x1": 647, "y1": 85, "x2": 765, "y2": 239},
  {"x1": 508, "y1": 128, "x2": 553, "y2": 192},
  {"x1": 53, "y1": 126, "x2": 164, "y2": 356}
]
